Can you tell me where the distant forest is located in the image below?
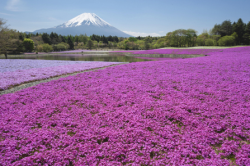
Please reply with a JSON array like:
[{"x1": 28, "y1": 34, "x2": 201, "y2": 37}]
[{"x1": 0, "y1": 18, "x2": 250, "y2": 54}]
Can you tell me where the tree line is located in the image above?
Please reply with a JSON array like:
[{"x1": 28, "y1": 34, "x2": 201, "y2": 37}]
[{"x1": 1, "y1": 17, "x2": 250, "y2": 56}]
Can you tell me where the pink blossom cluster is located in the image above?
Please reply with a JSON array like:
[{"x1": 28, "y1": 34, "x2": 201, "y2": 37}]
[
  {"x1": 114, "y1": 48, "x2": 224, "y2": 55},
  {"x1": 0, "y1": 47, "x2": 250, "y2": 165},
  {"x1": 134, "y1": 57, "x2": 179, "y2": 61},
  {"x1": 0, "y1": 60, "x2": 121, "y2": 90}
]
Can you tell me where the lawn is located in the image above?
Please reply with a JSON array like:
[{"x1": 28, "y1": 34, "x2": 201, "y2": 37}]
[{"x1": 0, "y1": 47, "x2": 250, "y2": 165}]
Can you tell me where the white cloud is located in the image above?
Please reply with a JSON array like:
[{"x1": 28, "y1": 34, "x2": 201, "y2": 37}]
[
  {"x1": 6, "y1": 0, "x2": 22, "y2": 12},
  {"x1": 123, "y1": 31, "x2": 161, "y2": 37}
]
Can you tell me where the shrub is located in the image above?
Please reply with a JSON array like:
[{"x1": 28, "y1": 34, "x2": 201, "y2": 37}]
[
  {"x1": 205, "y1": 39, "x2": 216, "y2": 46},
  {"x1": 36, "y1": 45, "x2": 43, "y2": 52},
  {"x1": 218, "y1": 36, "x2": 235, "y2": 46},
  {"x1": 23, "y1": 38, "x2": 34, "y2": 52},
  {"x1": 53, "y1": 42, "x2": 69, "y2": 51},
  {"x1": 42, "y1": 43, "x2": 53, "y2": 52}
]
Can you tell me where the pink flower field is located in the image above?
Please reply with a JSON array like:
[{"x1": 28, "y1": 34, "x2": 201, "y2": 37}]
[
  {"x1": 0, "y1": 60, "x2": 122, "y2": 90},
  {"x1": 113, "y1": 48, "x2": 224, "y2": 55},
  {"x1": 1, "y1": 47, "x2": 250, "y2": 165}
]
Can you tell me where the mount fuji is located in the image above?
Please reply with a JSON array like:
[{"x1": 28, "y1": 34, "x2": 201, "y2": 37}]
[{"x1": 32, "y1": 13, "x2": 132, "y2": 37}]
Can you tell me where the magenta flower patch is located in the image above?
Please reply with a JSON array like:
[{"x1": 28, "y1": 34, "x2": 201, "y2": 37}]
[
  {"x1": 0, "y1": 47, "x2": 250, "y2": 165},
  {"x1": 113, "y1": 48, "x2": 224, "y2": 55}
]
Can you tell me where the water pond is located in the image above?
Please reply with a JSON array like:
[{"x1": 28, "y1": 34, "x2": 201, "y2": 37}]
[{"x1": 0, "y1": 54, "x2": 152, "y2": 63}]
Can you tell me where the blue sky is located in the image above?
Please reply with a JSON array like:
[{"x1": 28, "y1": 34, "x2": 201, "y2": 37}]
[{"x1": 0, "y1": 0, "x2": 250, "y2": 36}]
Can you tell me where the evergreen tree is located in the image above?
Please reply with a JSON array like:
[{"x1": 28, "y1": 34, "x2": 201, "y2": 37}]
[
  {"x1": 233, "y1": 18, "x2": 246, "y2": 44},
  {"x1": 108, "y1": 35, "x2": 113, "y2": 42},
  {"x1": 67, "y1": 36, "x2": 74, "y2": 49},
  {"x1": 243, "y1": 21, "x2": 250, "y2": 45},
  {"x1": 19, "y1": 33, "x2": 25, "y2": 41},
  {"x1": 103, "y1": 36, "x2": 108, "y2": 44},
  {"x1": 113, "y1": 36, "x2": 119, "y2": 43},
  {"x1": 87, "y1": 40, "x2": 94, "y2": 49},
  {"x1": 75, "y1": 35, "x2": 79, "y2": 44},
  {"x1": 220, "y1": 20, "x2": 232, "y2": 36},
  {"x1": 212, "y1": 20, "x2": 232, "y2": 37},
  {"x1": 42, "y1": 33, "x2": 51, "y2": 45}
]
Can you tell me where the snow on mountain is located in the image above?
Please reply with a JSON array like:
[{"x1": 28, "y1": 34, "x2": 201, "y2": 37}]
[
  {"x1": 58, "y1": 13, "x2": 111, "y2": 28},
  {"x1": 32, "y1": 13, "x2": 132, "y2": 37}
]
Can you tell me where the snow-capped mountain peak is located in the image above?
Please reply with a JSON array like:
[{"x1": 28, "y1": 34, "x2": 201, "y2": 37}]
[
  {"x1": 59, "y1": 13, "x2": 111, "y2": 28},
  {"x1": 33, "y1": 13, "x2": 132, "y2": 37}
]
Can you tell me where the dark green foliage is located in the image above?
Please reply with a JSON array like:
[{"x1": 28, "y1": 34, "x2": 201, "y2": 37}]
[
  {"x1": 108, "y1": 35, "x2": 113, "y2": 42},
  {"x1": 87, "y1": 40, "x2": 94, "y2": 49},
  {"x1": 67, "y1": 36, "x2": 74, "y2": 49},
  {"x1": 137, "y1": 36, "x2": 141, "y2": 40},
  {"x1": 212, "y1": 18, "x2": 249, "y2": 45},
  {"x1": 243, "y1": 21, "x2": 250, "y2": 44},
  {"x1": 113, "y1": 36, "x2": 119, "y2": 43},
  {"x1": 128, "y1": 37, "x2": 138, "y2": 42},
  {"x1": 233, "y1": 18, "x2": 246, "y2": 44},
  {"x1": 19, "y1": 33, "x2": 25, "y2": 41},
  {"x1": 144, "y1": 41, "x2": 150, "y2": 50},
  {"x1": 42, "y1": 33, "x2": 51, "y2": 45},
  {"x1": 212, "y1": 20, "x2": 232, "y2": 37},
  {"x1": 50, "y1": 32, "x2": 61, "y2": 44}
]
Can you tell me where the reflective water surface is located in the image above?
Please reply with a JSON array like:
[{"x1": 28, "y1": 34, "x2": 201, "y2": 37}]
[{"x1": 0, "y1": 54, "x2": 152, "y2": 63}]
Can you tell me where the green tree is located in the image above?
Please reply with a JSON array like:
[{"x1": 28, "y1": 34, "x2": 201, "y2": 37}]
[
  {"x1": 67, "y1": 36, "x2": 74, "y2": 49},
  {"x1": 53, "y1": 42, "x2": 69, "y2": 51},
  {"x1": 220, "y1": 20, "x2": 232, "y2": 36},
  {"x1": 155, "y1": 38, "x2": 166, "y2": 48},
  {"x1": 196, "y1": 33, "x2": 209, "y2": 46},
  {"x1": 233, "y1": 18, "x2": 246, "y2": 44},
  {"x1": 210, "y1": 35, "x2": 221, "y2": 44},
  {"x1": 128, "y1": 37, "x2": 138, "y2": 42},
  {"x1": 243, "y1": 21, "x2": 250, "y2": 45},
  {"x1": 0, "y1": 19, "x2": 23, "y2": 58},
  {"x1": 212, "y1": 20, "x2": 234, "y2": 37},
  {"x1": 50, "y1": 32, "x2": 60, "y2": 44},
  {"x1": 42, "y1": 43, "x2": 53, "y2": 52},
  {"x1": 36, "y1": 45, "x2": 43, "y2": 52},
  {"x1": 217, "y1": 36, "x2": 235, "y2": 46},
  {"x1": 164, "y1": 29, "x2": 197, "y2": 47},
  {"x1": 42, "y1": 33, "x2": 51, "y2": 44},
  {"x1": 231, "y1": 32, "x2": 238, "y2": 45},
  {"x1": 205, "y1": 39, "x2": 216, "y2": 46},
  {"x1": 23, "y1": 38, "x2": 34, "y2": 52},
  {"x1": 211, "y1": 24, "x2": 221, "y2": 35},
  {"x1": 144, "y1": 40, "x2": 150, "y2": 50},
  {"x1": 87, "y1": 40, "x2": 94, "y2": 50},
  {"x1": 185, "y1": 29, "x2": 197, "y2": 46}
]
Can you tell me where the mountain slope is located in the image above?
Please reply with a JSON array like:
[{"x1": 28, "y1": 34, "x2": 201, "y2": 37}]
[{"x1": 33, "y1": 13, "x2": 132, "y2": 37}]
